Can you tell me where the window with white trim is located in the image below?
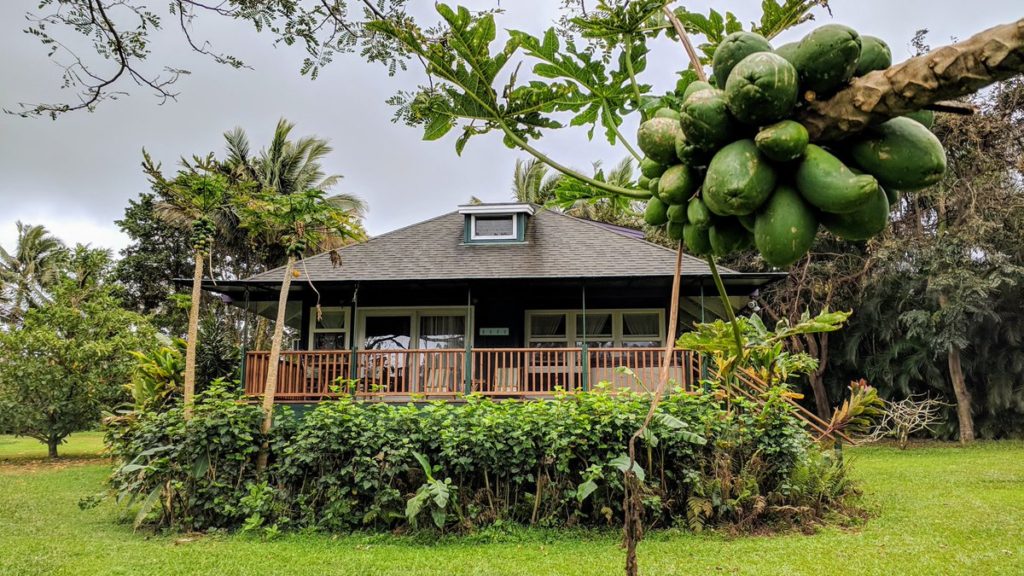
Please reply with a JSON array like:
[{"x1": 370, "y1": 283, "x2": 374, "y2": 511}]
[
  {"x1": 526, "y1": 309, "x2": 664, "y2": 348},
  {"x1": 308, "y1": 307, "x2": 350, "y2": 350},
  {"x1": 471, "y1": 214, "x2": 516, "y2": 240}
]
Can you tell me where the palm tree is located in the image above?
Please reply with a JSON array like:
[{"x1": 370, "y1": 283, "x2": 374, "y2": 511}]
[
  {"x1": 222, "y1": 119, "x2": 367, "y2": 255},
  {"x1": 0, "y1": 222, "x2": 67, "y2": 323},
  {"x1": 144, "y1": 154, "x2": 232, "y2": 419},
  {"x1": 236, "y1": 189, "x2": 364, "y2": 473},
  {"x1": 511, "y1": 156, "x2": 642, "y2": 225},
  {"x1": 511, "y1": 158, "x2": 562, "y2": 205}
]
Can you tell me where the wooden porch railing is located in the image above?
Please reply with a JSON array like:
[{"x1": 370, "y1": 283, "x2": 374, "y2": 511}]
[{"x1": 243, "y1": 347, "x2": 703, "y2": 401}]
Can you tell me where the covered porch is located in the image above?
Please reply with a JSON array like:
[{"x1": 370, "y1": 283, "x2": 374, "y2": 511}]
[{"x1": 208, "y1": 274, "x2": 780, "y2": 403}]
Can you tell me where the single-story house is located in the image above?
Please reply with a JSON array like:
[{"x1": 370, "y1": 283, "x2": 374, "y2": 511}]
[{"x1": 203, "y1": 203, "x2": 784, "y2": 402}]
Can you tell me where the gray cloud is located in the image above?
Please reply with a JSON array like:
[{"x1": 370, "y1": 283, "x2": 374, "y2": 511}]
[{"x1": 1, "y1": 0, "x2": 1019, "y2": 252}]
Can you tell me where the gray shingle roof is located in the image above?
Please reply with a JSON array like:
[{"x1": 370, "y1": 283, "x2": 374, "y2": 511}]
[{"x1": 247, "y1": 209, "x2": 738, "y2": 283}]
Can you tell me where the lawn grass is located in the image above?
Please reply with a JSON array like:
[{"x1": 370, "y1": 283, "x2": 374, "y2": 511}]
[
  {"x1": 0, "y1": 431, "x2": 106, "y2": 462},
  {"x1": 1, "y1": 434, "x2": 1021, "y2": 576}
]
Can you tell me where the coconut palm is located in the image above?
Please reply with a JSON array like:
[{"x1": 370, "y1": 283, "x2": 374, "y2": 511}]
[
  {"x1": 0, "y1": 222, "x2": 67, "y2": 323},
  {"x1": 235, "y1": 188, "x2": 364, "y2": 472},
  {"x1": 511, "y1": 158, "x2": 563, "y2": 205},
  {"x1": 144, "y1": 154, "x2": 233, "y2": 419},
  {"x1": 222, "y1": 119, "x2": 367, "y2": 255},
  {"x1": 511, "y1": 156, "x2": 642, "y2": 225}
]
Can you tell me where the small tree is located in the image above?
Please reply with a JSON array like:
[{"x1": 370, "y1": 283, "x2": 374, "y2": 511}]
[
  {"x1": 0, "y1": 252, "x2": 157, "y2": 458},
  {"x1": 236, "y1": 189, "x2": 363, "y2": 471},
  {"x1": 145, "y1": 155, "x2": 233, "y2": 419}
]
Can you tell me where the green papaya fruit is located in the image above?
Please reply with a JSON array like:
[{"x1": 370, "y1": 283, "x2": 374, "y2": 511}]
[
  {"x1": 712, "y1": 31, "x2": 773, "y2": 89},
  {"x1": 738, "y1": 213, "x2": 756, "y2": 233},
  {"x1": 643, "y1": 197, "x2": 669, "y2": 226},
  {"x1": 848, "y1": 117, "x2": 947, "y2": 191},
  {"x1": 648, "y1": 177, "x2": 660, "y2": 193},
  {"x1": 855, "y1": 35, "x2": 892, "y2": 76},
  {"x1": 903, "y1": 109, "x2": 935, "y2": 129},
  {"x1": 666, "y1": 203, "x2": 688, "y2": 223},
  {"x1": 754, "y1": 184, "x2": 818, "y2": 266},
  {"x1": 638, "y1": 175, "x2": 651, "y2": 190},
  {"x1": 795, "y1": 144, "x2": 879, "y2": 214},
  {"x1": 755, "y1": 120, "x2": 809, "y2": 162},
  {"x1": 654, "y1": 107, "x2": 681, "y2": 121},
  {"x1": 682, "y1": 80, "x2": 715, "y2": 101},
  {"x1": 667, "y1": 221, "x2": 686, "y2": 241},
  {"x1": 640, "y1": 157, "x2": 668, "y2": 179},
  {"x1": 703, "y1": 139, "x2": 777, "y2": 216},
  {"x1": 775, "y1": 41, "x2": 799, "y2": 65},
  {"x1": 637, "y1": 118, "x2": 684, "y2": 164},
  {"x1": 675, "y1": 131, "x2": 712, "y2": 165},
  {"x1": 725, "y1": 52, "x2": 799, "y2": 125},
  {"x1": 683, "y1": 223, "x2": 712, "y2": 255},
  {"x1": 658, "y1": 164, "x2": 698, "y2": 204},
  {"x1": 709, "y1": 218, "x2": 753, "y2": 256},
  {"x1": 792, "y1": 24, "x2": 862, "y2": 96},
  {"x1": 821, "y1": 186, "x2": 890, "y2": 240},
  {"x1": 687, "y1": 197, "x2": 713, "y2": 230},
  {"x1": 679, "y1": 89, "x2": 740, "y2": 150}
]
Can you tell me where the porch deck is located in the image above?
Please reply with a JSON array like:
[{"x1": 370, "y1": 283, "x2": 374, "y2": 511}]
[{"x1": 244, "y1": 348, "x2": 704, "y2": 402}]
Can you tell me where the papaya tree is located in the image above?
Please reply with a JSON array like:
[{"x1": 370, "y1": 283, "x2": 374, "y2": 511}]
[
  {"x1": 235, "y1": 188, "x2": 363, "y2": 472},
  {"x1": 144, "y1": 155, "x2": 232, "y2": 419}
]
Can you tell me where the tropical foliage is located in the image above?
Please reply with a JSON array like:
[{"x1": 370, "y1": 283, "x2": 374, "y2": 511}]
[
  {"x1": 0, "y1": 222, "x2": 67, "y2": 324},
  {"x1": 104, "y1": 386, "x2": 855, "y2": 534},
  {"x1": 0, "y1": 250, "x2": 157, "y2": 457}
]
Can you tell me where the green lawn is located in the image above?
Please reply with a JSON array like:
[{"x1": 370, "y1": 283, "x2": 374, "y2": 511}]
[
  {"x1": 0, "y1": 432, "x2": 106, "y2": 462},
  {"x1": 1, "y1": 433, "x2": 1022, "y2": 576}
]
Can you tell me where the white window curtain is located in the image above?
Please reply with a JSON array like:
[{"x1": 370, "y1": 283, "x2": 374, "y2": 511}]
[
  {"x1": 530, "y1": 314, "x2": 566, "y2": 337},
  {"x1": 419, "y1": 315, "x2": 466, "y2": 349},
  {"x1": 623, "y1": 313, "x2": 660, "y2": 338}
]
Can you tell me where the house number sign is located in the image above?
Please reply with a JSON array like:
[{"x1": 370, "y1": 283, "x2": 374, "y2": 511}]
[{"x1": 479, "y1": 327, "x2": 509, "y2": 336}]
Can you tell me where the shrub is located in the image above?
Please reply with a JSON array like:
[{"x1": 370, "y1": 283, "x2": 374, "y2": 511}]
[{"x1": 105, "y1": 387, "x2": 859, "y2": 534}]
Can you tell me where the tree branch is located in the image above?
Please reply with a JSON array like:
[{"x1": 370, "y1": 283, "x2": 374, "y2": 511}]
[{"x1": 800, "y1": 18, "x2": 1024, "y2": 141}]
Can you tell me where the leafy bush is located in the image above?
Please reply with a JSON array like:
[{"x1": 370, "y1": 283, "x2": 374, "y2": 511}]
[{"x1": 105, "y1": 386, "x2": 860, "y2": 534}]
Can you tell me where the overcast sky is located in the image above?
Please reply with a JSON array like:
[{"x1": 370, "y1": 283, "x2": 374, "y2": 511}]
[{"x1": 0, "y1": 1, "x2": 1019, "y2": 254}]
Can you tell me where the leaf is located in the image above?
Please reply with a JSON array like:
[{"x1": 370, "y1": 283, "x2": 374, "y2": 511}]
[
  {"x1": 576, "y1": 479, "x2": 598, "y2": 502},
  {"x1": 412, "y1": 451, "x2": 433, "y2": 481},
  {"x1": 656, "y1": 413, "x2": 708, "y2": 445},
  {"x1": 431, "y1": 507, "x2": 447, "y2": 529},
  {"x1": 191, "y1": 452, "x2": 210, "y2": 479},
  {"x1": 609, "y1": 454, "x2": 645, "y2": 483},
  {"x1": 133, "y1": 487, "x2": 162, "y2": 530},
  {"x1": 423, "y1": 115, "x2": 454, "y2": 141}
]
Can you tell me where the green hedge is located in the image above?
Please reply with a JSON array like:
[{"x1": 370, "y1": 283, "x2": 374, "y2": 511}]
[{"x1": 104, "y1": 386, "x2": 853, "y2": 534}]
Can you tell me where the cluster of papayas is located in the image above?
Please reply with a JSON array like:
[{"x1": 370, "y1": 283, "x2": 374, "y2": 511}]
[{"x1": 639, "y1": 25, "x2": 946, "y2": 267}]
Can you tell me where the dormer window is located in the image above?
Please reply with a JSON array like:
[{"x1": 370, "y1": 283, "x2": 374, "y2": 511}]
[
  {"x1": 459, "y1": 203, "x2": 534, "y2": 244},
  {"x1": 472, "y1": 214, "x2": 516, "y2": 240}
]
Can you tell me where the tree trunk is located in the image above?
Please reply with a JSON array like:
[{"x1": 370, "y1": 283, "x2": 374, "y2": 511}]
[
  {"x1": 803, "y1": 334, "x2": 832, "y2": 421},
  {"x1": 256, "y1": 255, "x2": 295, "y2": 474},
  {"x1": 946, "y1": 344, "x2": 975, "y2": 444},
  {"x1": 48, "y1": 437, "x2": 59, "y2": 459},
  {"x1": 800, "y1": 18, "x2": 1024, "y2": 141},
  {"x1": 182, "y1": 252, "x2": 205, "y2": 420}
]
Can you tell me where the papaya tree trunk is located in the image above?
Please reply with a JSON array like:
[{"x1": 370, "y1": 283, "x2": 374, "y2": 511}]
[
  {"x1": 182, "y1": 251, "x2": 204, "y2": 420},
  {"x1": 946, "y1": 344, "x2": 975, "y2": 444},
  {"x1": 800, "y1": 18, "x2": 1024, "y2": 141},
  {"x1": 256, "y1": 255, "x2": 295, "y2": 473}
]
